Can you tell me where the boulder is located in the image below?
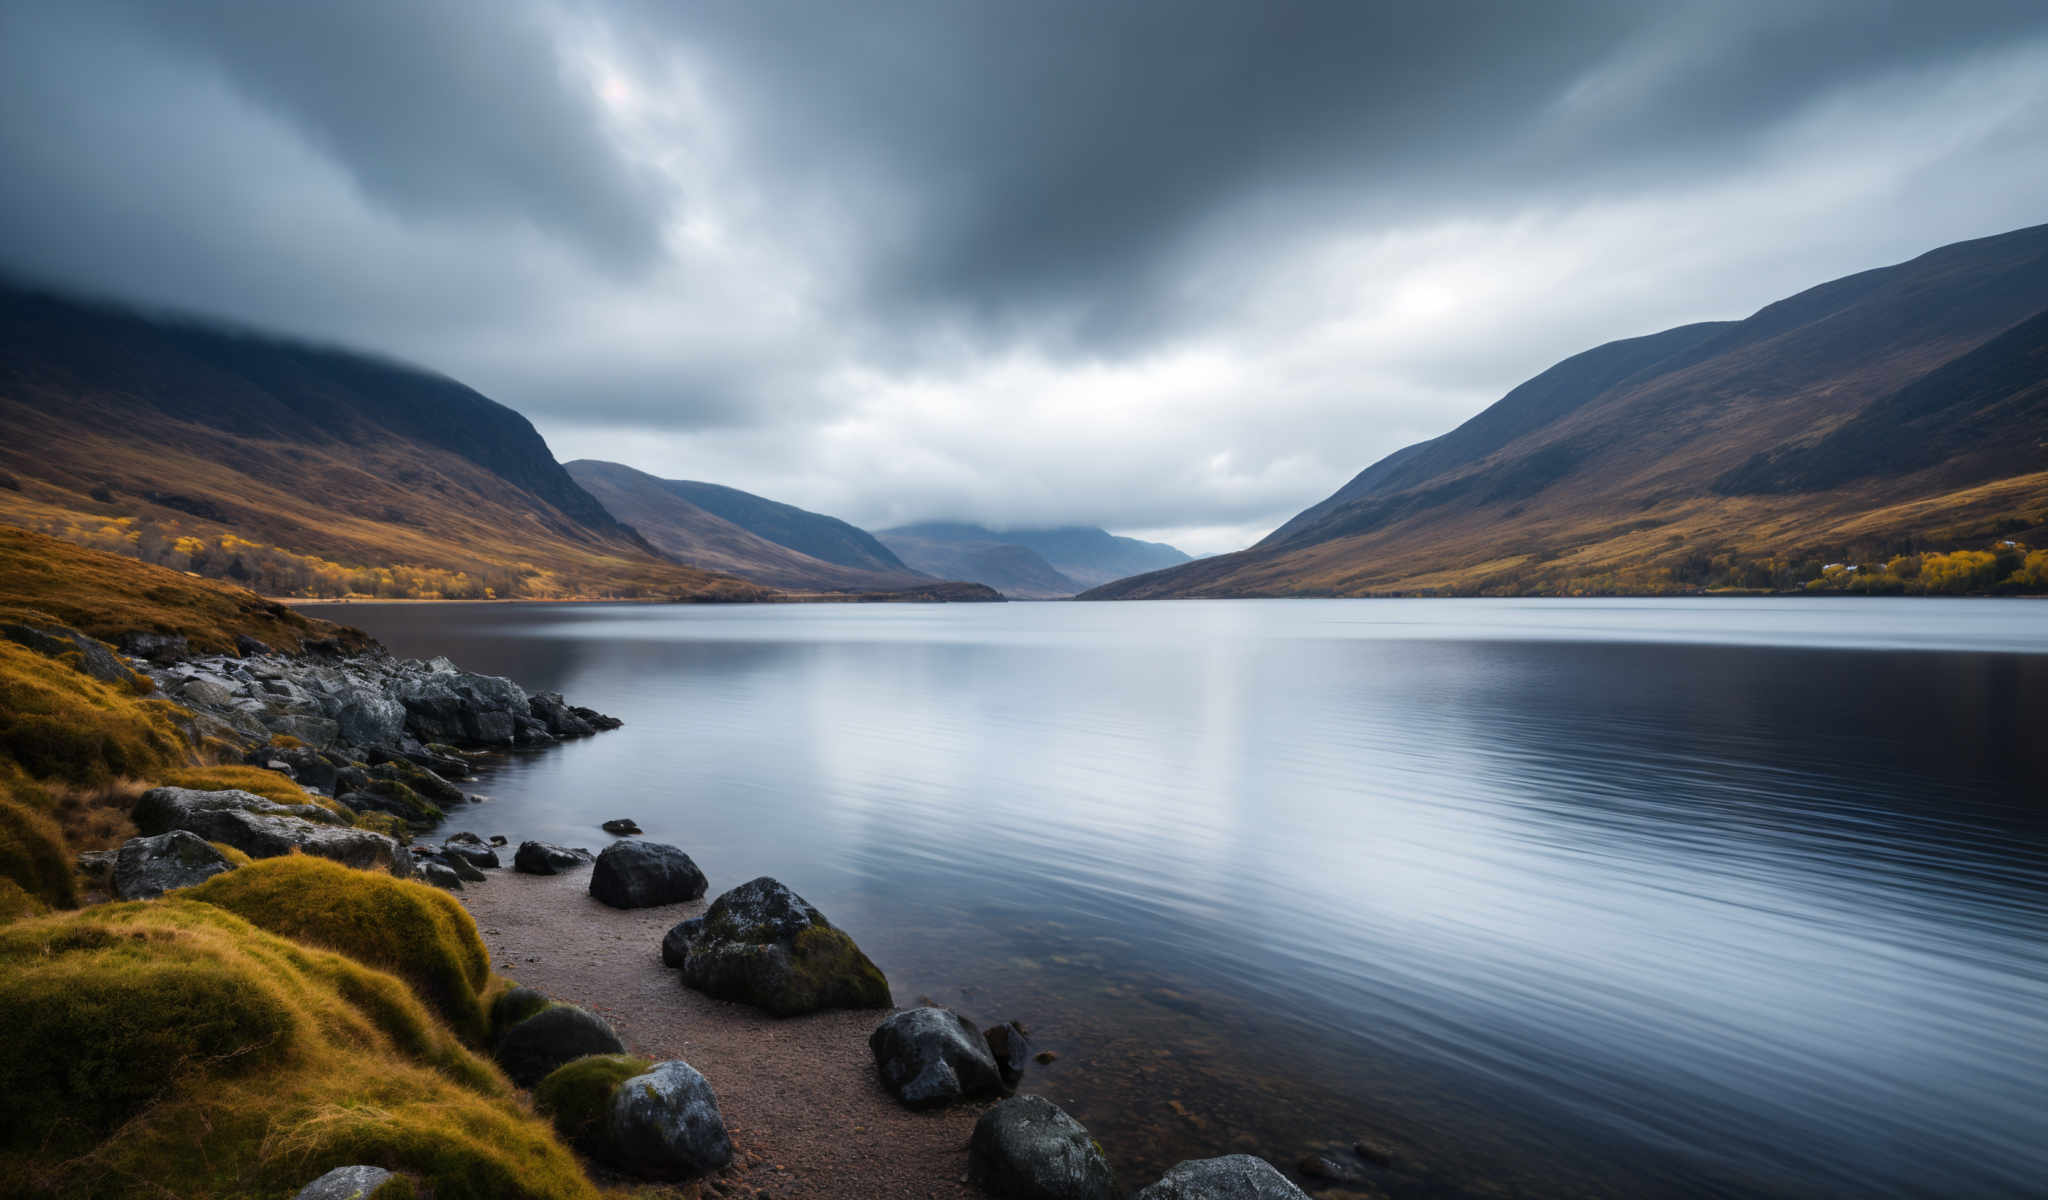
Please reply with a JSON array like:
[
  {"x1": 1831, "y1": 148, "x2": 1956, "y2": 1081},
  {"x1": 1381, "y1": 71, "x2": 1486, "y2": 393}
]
[
  {"x1": 490, "y1": 985, "x2": 552, "y2": 1039},
  {"x1": 133, "y1": 787, "x2": 406, "y2": 875},
  {"x1": 494, "y1": 1004, "x2": 627, "y2": 1088},
  {"x1": 111, "y1": 831, "x2": 237, "y2": 899},
  {"x1": 293, "y1": 1164, "x2": 395, "y2": 1199},
  {"x1": 261, "y1": 714, "x2": 342, "y2": 752},
  {"x1": 1134, "y1": 1156, "x2": 1311, "y2": 1200},
  {"x1": 514, "y1": 841, "x2": 594, "y2": 875},
  {"x1": 530, "y1": 691, "x2": 600, "y2": 738},
  {"x1": 433, "y1": 851, "x2": 485, "y2": 883},
  {"x1": 2, "y1": 621, "x2": 132, "y2": 684},
  {"x1": 662, "y1": 876, "x2": 891, "y2": 1016},
  {"x1": 601, "y1": 818, "x2": 642, "y2": 836},
  {"x1": 418, "y1": 860, "x2": 465, "y2": 891},
  {"x1": 442, "y1": 843, "x2": 500, "y2": 870},
  {"x1": 117, "y1": 630, "x2": 190, "y2": 661},
  {"x1": 606, "y1": 1060, "x2": 734, "y2": 1179},
  {"x1": 868, "y1": 1006, "x2": 1004, "y2": 1109},
  {"x1": 969, "y1": 1094, "x2": 1119, "y2": 1200},
  {"x1": 590, "y1": 841, "x2": 707, "y2": 909},
  {"x1": 985, "y1": 1021, "x2": 1032, "y2": 1089}
]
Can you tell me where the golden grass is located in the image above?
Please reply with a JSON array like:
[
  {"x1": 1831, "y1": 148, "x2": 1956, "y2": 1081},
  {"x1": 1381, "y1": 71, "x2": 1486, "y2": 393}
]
[{"x1": 0, "y1": 899, "x2": 595, "y2": 1199}]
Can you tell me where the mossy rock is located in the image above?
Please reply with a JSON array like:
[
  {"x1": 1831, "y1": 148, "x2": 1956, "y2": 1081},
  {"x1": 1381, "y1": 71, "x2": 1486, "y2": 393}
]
[
  {"x1": 487, "y1": 982, "x2": 552, "y2": 1042},
  {"x1": 667, "y1": 877, "x2": 891, "y2": 1016},
  {"x1": 353, "y1": 811, "x2": 413, "y2": 843},
  {"x1": 359, "y1": 778, "x2": 443, "y2": 825},
  {"x1": 186, "y1": 856, "x2": 491, "y2": 1042},
  {"x1": 0, "y1": 639, "x2": 186, "y2": 789},
  {"x1": 160, "y1": 765, "x2": 355, "y2": 821},
  {"x1": 0, "y1": 900, "x2": 594, "y2": 1199},
  {"x1": 533, "y1": 1053, "x2": 651, "y2": 1158},
  {"x1": 0, "y1": 790, "x2": 74, "y2": 909}
]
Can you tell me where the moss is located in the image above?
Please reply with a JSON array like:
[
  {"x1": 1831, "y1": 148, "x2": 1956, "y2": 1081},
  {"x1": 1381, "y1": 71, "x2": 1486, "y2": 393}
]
[
  {"x1": 269, "y1": 732, "x2": 308, "y2": 749},
  {"x1": 186, "y1": 857, "x2": 491, "y2": 1043},
  {"x1": 0, "y1": 639, "x2": 186, "y2": 790},
  {"x1": 0, "y1": 877, "x2": 47, "y2": 923},
  {"x1": 362, "y1": 777, "x2": 443, "y2": 824},
  {"x1": 354, "y1": 811, "x2": 414, "y2": 842},
  {"x1": 371, "y1": 1177, "x2": 421, "y2": 1200},
  {"x1": 533, "y1": 1054, "x2": 651, "y2": 1157},
  {"x1": 0, "y1": 789, "x2": 75, "y2": 909},
  {"x1": 781, "y1": 924, "x2": 892, "y2": 1014},
  {"x1": 0, "y1": 900, "x2": 593, "y2": 1199},
  {"x1": 157, "y1": 764, "x2": 356, "y2": 819}
]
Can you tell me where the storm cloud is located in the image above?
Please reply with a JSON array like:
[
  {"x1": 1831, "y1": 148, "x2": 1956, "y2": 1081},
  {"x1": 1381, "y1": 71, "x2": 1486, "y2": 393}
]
[{"x1": 4, "y1": 0, "x2": 2047, "y2": 551}]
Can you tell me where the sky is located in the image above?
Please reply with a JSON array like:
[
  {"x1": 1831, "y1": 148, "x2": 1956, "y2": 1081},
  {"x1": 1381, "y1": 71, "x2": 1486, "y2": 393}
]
[{"x1": 3, "y1": 1, "x2": 2047, "y2": 555}]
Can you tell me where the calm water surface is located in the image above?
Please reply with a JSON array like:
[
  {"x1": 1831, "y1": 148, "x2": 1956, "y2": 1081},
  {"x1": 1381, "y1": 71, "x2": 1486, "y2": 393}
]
[{"x1": 322, "y1": 598, "x2": 2048, "y2": 1198}]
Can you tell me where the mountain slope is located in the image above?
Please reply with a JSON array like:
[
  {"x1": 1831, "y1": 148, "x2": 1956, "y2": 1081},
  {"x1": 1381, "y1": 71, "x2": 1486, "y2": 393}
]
[
  {"x1": 985, "y1": 526, "x2": 1192, "y2": 588},
  {"x1": 652, "y1": 478, "x2": 913, "y2": 574},
  {"x1": 567, "y1": 460, "x2": 993, "y2": 597},
  {"x1": 0, "y1": 280, "x2": 768, "y2": 600},
  {"x1": 1088, "y1": 223, "x2": 2048, "y2": 598},
  {"x1": 875, "y1": 524, "x2": 1084, "y2": 599}
]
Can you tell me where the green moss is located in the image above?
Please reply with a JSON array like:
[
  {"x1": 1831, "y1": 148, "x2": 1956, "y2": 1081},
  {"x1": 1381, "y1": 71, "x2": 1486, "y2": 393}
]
[
  {"x1": 781, "y1": 924, "x2": 892, "y2": 1014},
  {"x1": 363, "y1": 777, "x2": 443, "y2": 824},
  {"x1": 0, "y1": 900, "x2": 593, "y2": 1199},
  {"x1": 533, "y1": 1054, "x2": 651, "y2": 1157},
  {"x1": 354, "y1": 811, "x2": 413, "y2": 842},
  {"x1": 486, "y1": 980, "x2": 551, "y2": 1041},
  {"x1": 371, "y1": 1177, "x2": 421, "y2": 1200},
  {"x1": 0, "y1": 790, "x2": 75, "y2": 909},
  {"x1": 186, "y1": 857, "x2": 491, "y2": 1043}
]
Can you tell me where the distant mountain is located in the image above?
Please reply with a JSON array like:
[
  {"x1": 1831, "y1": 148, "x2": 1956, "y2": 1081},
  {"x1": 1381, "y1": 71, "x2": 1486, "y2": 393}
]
[
  {"x1": 1088, "y1": 223, "x2": 2048, "y2": 598},
  {"x1": 653, "y1": 478, "x2": 913, "y2": 575},
  {"x1": 0, "y1": 279, "x2": 767, "y2": 600},
  {"x1": 983, "y1": 526, "x2": 1191, "y2": 588},
  {"x1": 874, "y1": 524, "x2": 1084, "y2": 599},
  {"x1": 566, "y1": 461, "x2": 994, "y2": 598}
]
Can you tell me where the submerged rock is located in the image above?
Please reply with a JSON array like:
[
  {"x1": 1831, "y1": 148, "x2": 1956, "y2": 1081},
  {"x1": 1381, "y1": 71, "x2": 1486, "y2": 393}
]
[
  {"x1": 868, "y1": 1006, "x2": 1004, "y2": 1109},
  {"x1": 590, "y1": 841, "x2": 707, "y2": 909},
  {"x1": 662, "y1": 876, "x2": 890, "y2": 1016},
  {"x1": 601, "y1": 818, "x2": 642, "y2": 836},
  {"x1": 969, "y1": 1094, "x2": 1118, "y2": 1200},
  {"x1": 293, "y1": 1164, "x2": 394, "y2": 1200},
  {"x1": 1134, "y1": 1156, "x2": 1310, "y2": 1200},
  {"x1": 494, "y1": 1005, "x2": 627, "y2": 1088},
  {"x1": 606, "y1": 1060, "x2": 734, "y2": 1178},
  {"x1": 985, "y1": 1021, "x2": 1032, "y2": 1090},
  {"x1": 111, "y1": 830, "x2": 236, "y2": 899},
  {"x1": 513, "y1": 840, "x2": 594, "y2": 875}
]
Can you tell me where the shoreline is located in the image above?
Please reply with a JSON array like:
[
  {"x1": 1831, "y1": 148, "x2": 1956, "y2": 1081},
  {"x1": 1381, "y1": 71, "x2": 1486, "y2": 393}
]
[{"x1": 460, "y1": 867, "x2": 983, "y2": 1200}]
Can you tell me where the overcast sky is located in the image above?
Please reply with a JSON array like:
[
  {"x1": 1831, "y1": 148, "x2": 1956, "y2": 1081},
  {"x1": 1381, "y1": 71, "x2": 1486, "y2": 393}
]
[{"x1": 4, "y1": 1, "x2": 2046, "y2": 554}]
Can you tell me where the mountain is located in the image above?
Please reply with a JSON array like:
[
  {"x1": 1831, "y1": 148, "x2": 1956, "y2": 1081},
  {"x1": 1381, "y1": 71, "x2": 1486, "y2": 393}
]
[
  {"x1": 1087, "y1": 223, "x2": 2048, "y2": 598},
  {"x1": 0, "y1": 279, "x2": 768, "y2": 600},
  {"x1": 874, "y1": 524, "x2": 1085, "y2": 599},
  {"x1": 651, "y1": 478, "x2": 913, "y2": 575},
  {"x1": 566, "y1": 461, "x2": 996, "y2": 598},
  {"x1": 980, "y1": 526, "x2": 1192, "y2": 588}
]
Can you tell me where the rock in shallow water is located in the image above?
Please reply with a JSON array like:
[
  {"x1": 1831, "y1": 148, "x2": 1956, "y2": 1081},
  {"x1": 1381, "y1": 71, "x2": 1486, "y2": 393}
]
[
  {"x1": 1134, "y1": 1156, "x2": 1310, "y2": 1200},
  {"x1": 494, "y1": 1004, "x2": 627, "y2": 1088},
  {"x1": 869, "y1": 1006, "x2": 1005, "y2": 1109},
  {"x1": 589, "y1": 841, "x2": 707, "y2": 909},
  {"x1": 111, "y1": 830, "x2": 236, "y2": 899},
  {"x1": 606, "y1": 1060, "x2": 734, "y2": 1178},
  {"x1": 969, "y1": 1094, "x2": 1118, "y2": 1200},
  {"x1": 662, "y1": 876, "x2": 891, "y2": 1016},
  {"x1": 513, "y1": 840, "x2": 593, "y2": 875}
]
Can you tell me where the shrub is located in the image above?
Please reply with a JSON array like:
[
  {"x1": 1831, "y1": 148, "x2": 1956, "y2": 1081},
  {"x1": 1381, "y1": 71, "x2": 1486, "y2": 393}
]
[
  {"x1": 533, "y1": 1053, "x2": 652, "y2": 1157},
  {"x1": 0, "y1": 901, "x2": 593, "y2": 1199},
  {"x1": 186, "y1": 857, "x2": 491, "y2": 1043}
]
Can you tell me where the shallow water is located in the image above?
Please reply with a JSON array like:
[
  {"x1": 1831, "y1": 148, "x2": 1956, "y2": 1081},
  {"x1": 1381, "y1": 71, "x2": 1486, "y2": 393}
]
[{"x1": 321, "y1": 598, "x2": 2048, "y2": 1198}]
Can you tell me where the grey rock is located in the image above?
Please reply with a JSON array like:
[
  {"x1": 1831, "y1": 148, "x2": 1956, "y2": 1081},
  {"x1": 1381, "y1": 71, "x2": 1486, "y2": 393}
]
[
  {"x1": 112, "y1": 830, "x2": 236, "y2": 899},
  {"x1": 663, "y1": 876, "x2": 891, "y2": 1016},
  {"x1": 261, "y1": 714, "x2": 342, "y2": 751},
  {"x1": 489, "y1": 985, "x2": 551, "y2": 1037},
  {"x1": 443, "y1": 843, "x2": 499, "y2": 869},
  {"x1": 513, "y1": 840, "x2": 593, "y2": 875},
  {"x1": 434, "y1": 851, "x2": 486, "y2": 883},
  {"x1": 869, "y1": 1006, "x2": 1004, "y2": 1109},
  {"x1": 985, "y1": 1021, "x2": 1032, "y2": 1089},
  {"x1": 418, "y1": 860, "x2": 465, "y2": 891},
  {"x1": 601, "y1": 817, "x2": 642, "y2": 836},
  {"x1": 590, "y1": 841, "x2": 707, "y2": 909},
  {"x1": 606, "y1": 1060, "x2": 734, "y2": 1179},
  {"x1": 293, "y1": 1164, "x2": 395, "y2": 1200},
  {"x1": 134, "y1": 787, "x2": 404, "y2": 875},
  {"x1": 1, "y1": 621, "x2": 132, "y2": 684},
  {"x1": 493, "y1": 1004, "x2": 625, "y2": 1088},
  {"x1": 117, "y1": 631, "x2": 190, "y2": 661},
  {"x1": 1135, "y1": 1156, "x2": 1310, "y2": 1200},
  {"x1": 134, "y1": 786, "x2": 346, "y2": 833},
  {"x1": 969, "y1": 1094, "x2": 1118, "y2": 1200}
]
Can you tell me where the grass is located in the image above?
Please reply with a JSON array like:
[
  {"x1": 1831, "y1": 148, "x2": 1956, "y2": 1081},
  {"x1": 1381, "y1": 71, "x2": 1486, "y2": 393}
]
[
  {"x1": 533, "y1": 1054, "x2": 653, "y2": 1158},
  {"x1": 0, "y1": 524, "x2": 374, "y2": 653},
  {"x1": 0, "y1": 900, "x2": 596, "y2": 1199},
  {"x1": 185, "y1": 856, "x2": 493, "y2": 1044},
  {"x1": 0, "y1": 638, "x2": 186, "y2": 793}
]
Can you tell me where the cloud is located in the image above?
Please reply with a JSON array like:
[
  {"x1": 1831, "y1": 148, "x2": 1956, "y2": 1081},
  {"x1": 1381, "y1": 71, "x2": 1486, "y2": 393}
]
[{"x1": 2, "y1": 0, "x2": 2046, "y2": 555}]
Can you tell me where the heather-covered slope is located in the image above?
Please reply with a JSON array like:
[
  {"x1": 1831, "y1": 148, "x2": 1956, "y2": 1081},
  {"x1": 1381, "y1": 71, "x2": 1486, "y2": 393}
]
[
  {"x1": 651, "y1": 477, "x2": 914, "y2": 575},
  {"x1": 1090, "y1": 223, "x2": 2048, "y2": 597},
  {"x1": 0, "y1": 280, "x2": 767, "y2": 600}
]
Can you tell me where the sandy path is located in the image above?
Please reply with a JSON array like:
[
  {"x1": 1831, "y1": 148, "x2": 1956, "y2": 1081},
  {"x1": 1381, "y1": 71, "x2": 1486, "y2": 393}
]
[{"x1": 459, "y1": 867, "x2": 984, "y2": 1200}]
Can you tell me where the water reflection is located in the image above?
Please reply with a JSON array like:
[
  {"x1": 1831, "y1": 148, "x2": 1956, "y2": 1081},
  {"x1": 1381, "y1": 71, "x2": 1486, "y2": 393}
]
[{"x1": 323, "y1": 599, "x2": 2048, "y2": 1198}]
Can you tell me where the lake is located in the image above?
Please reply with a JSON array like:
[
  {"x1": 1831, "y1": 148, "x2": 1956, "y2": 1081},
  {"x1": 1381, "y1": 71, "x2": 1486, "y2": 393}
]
[{"x1": 317, "y1": 597, "x2": 2048, "y2": 1198}]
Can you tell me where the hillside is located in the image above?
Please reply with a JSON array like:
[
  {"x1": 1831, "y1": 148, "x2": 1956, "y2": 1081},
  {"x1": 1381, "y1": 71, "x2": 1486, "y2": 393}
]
[
  {"x1": 0, "y1": 280, "x2": 769, "y2": 601},
  {"x1": 982, "y1": 526, "x2": 1191, "y2": 588},
  {"x1": 1088, "y1": 223, "x2": 2048, "y2": 598},
  {"x1": 650, "y1": 477, "x2": 914, "y2": 575},
  {"x1": 875, "y1": 524, "x2": 1085, "y2": 599},
  {"x1": 566, "y1": 461, "x2": 994, "y2": 598}
]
